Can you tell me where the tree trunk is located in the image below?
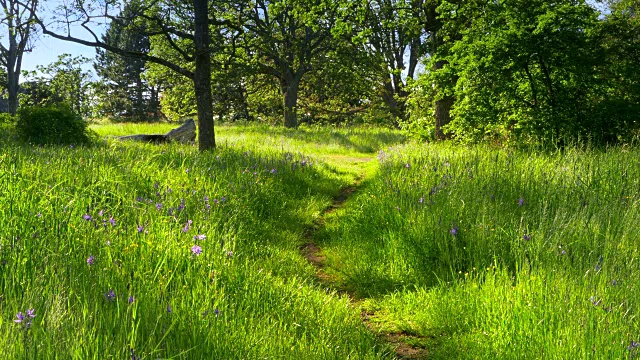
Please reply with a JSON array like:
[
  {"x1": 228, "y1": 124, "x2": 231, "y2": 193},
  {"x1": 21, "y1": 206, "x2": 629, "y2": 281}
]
[
  {"x1": 433, "y1": 59, "x2": 454, "y2": 140},
  {"x1": 193, "y1": 0, "x2": 215, "y2": 150},
  {"x1": 7, "y1": 68, "x2": 18, "y2": 115},
  {"x1": 281, "y1": 76, "x2": 300, "y2": 128}
]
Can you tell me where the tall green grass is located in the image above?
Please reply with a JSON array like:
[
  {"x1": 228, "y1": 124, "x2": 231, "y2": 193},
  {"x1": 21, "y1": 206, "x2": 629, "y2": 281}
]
[
  {"x1": 0, "y1": 124, "x2": 404, "y2": 359},
  {"x1": 319, "y1": 143, "x2": 640, "y2": 358}
]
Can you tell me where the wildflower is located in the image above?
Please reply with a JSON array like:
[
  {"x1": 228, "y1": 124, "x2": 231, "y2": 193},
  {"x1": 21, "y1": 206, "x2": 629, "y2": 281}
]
[
  {"x1": 137, "y1": 224, "x2": 144, "y2": 233},
  {"x1": 523, "y1": 232, "x2": 531, "y2": 241},
  {"x1": 450, "y1": 227, "x2": 459, "y2": 237},
  {"x1": 518, "y1": 198, "x2": 524, "y2": 206},
  {"x1": 135, "y1": 196, "x2": 144, "y2": 202},
  {"x1": 155, "y1": 203, "x2": 163, "y2": 211},
  {"x1": 87, "y1": 256, "x2": 95, "y2": 266},
  {"x1": 214, "y1": 309, "x2": 220, "y2": 316},
  {"x1": 177, "y1": 200, "x2": 186, "y2": 212},
  {"x1": 130, "y1": 349, "x2": 141, "y2": 360},
  {"x1": 154, "y1": 182, "x2": 159, "y2": 190},
  {"x1": 185, "y1": 168, "x2": 190, "y2": 174},
  {"x1": 405, "y1": 163, "x2": 411, "y2": 169},
  {"x1": 98, "y1": 210, "x2": 104, "y2": 217},
  {"x1": 183, "y1": 220, "x2": 193, "y2": 233},
  {"x1": 419, "y1": 197, "x2": 424, "y2": 204},
  {"x1": 14, "y1": 312, "x2": 24, "y2": 323},
  {"x1": 128, "y1": 296, "x2": 135, "y2": 304},
  {"x1": 270, "y1": 168, "x2": 277, "y2": 174},
  {"x1": 191, "y1": 245, "x2": 202, "y2": 256},
  {"x1": 105, "y1": 289, "x2": 116, "y2": 302},
  {"x1": 193, "y1": 234, "x2": 206, "y2": 241},
  {"x1": 26, "y1": 308, "x2": 36, "y2": 318},
  {"x1": 590, "y1": 296, "x2": 602, "y2": 307},
  {"x1": 227, "y1": 251, "x2": 234, "y2": 258},
  {"x1": 629, "y1": 341, "x2": 640, "y2": 351},
  {"x1": 109, "y1": 217, "x2": 116, "y2": 227},
  {"x1": 167, "y1": 304, "x2": 172, "y2": 313},
  {"x1": 82, "y1": 214, "x2": 92, "y2": 221},
  {"x1": 36, "y1": 212, "x2": 42, "y2": 218},
  {"x1": 220, "y1": 197, "x2": 226, "y2": 203}
]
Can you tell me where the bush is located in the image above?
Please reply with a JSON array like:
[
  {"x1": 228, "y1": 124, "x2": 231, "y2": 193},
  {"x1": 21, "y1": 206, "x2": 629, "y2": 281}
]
[
  {"x1": 16, "y1": 105, "x2": 91, "y2": 145},
  {"x1": 0, "y1": 113, "x2": 16, "y2": 124}
]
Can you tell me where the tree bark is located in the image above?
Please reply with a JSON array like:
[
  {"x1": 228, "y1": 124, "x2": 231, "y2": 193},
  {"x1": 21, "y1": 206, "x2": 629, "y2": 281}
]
[
  {"x1": 193, "y1": 0, "x2": 215, "y2": 150},
  {"x1": 433, "y1": 59, "x2": 454, "y2": 140},
  {"x1": 281, "y1": 75, "x2": 300, "y2": 128}
]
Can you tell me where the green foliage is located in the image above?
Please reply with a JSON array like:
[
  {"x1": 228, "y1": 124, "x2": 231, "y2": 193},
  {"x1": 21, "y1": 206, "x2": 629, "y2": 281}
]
[
  {"x1": 405, "y1": 0, "x2": 640, "y2": 145},
  {"x1": 22, "y1": 55, "x2": 95, "y2": 117},
  {"x1": 15, "y1": 105, "x2": 92, "y2": 145},
  {"x1": 0, "y1": 112, "x2": 15, "y2": 124}
]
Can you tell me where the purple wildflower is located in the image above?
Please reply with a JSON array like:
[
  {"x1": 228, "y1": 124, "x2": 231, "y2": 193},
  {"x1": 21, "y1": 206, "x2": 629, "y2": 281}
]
[
  {"x1": 191, "y1": 245, "x2": 202, "y2": 256},
  {"x1": 450, "y1": 226, "x2": 459, "y2": 237},
  {"x1": 214, "y1": 309, "x2": 220, "y2": 316},
  {"x1": 185, "y1": 168, "x2": 190, "y2": 174},
  {"x1": 270, "y1": 168, "x2": 277, "y2": 174},
  {"x1": 226, "y1": 251, "x2": 233, "y2": 258},
  {"x1": 629, "y1": 341, "x2": 640, "y2": 351},
  {"x1": 136, "y1": 196, "x2": 144, "y2": 202},
  {"x1": 128, "y1": 296, "x2": 135, "y2": 304},
  {"x1": 137, "y1": 224, "x2": 144, "y2": 233},
  {"x1": 109, "y1": 217, "x2": 116, "y2": 227},
  {"x1": 177, "y1": 200, "x2": 186, "y2": 212},
  {"x1": 82, "y1": 214, "x2": 92, "y2": 221},
  {"x1": 87, "y1": 256, "x2": 95, "y2": 265},
  {"x1": 26, "y1": 308, "x2": 36, "y2": 318},
  {"x1": 98, "y1": 210, "x2": 104, "y2": 217},
  {"x1": 155, "y1": 203, "x2": 163, "y2": 211},
  {"x1": 590, "y1": 296, "x2": 602, "y2": 307},
  {"x1": 36, "y1": 212, "x2": 42, "y2": 218},
  {"x1": 518, "y1": 198, "x2": 524, "y2": 206},
  {"x1": 405, "y1": 163, "x2": 411, "y2": 169},
  {"x1": 193, "y1": 234, "x2": 206, "y2": 241},
  {"x1": 183, "y1": 220, "x2": 193, "y2": 233},
  {"x1": 167, "y1": 304, "x2": 172, "y2": 313},
  {"x1": 14, "y1": 312, "x2": 24, "y2": 323},
  {"x1": 154, "y1": 182, "x2": 159, "y2": 190},
  {"x1": 523, "y1": 232, "x2": 531, "y2": 241},
  {"x1": 105, "y1": 289, "x2": 116, "y2": 302}
]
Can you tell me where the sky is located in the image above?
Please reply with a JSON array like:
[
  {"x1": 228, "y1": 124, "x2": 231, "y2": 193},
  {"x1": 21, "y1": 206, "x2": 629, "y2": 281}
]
[{"x1": 23, "y1": 35, "x2": 99, "y2": 74}]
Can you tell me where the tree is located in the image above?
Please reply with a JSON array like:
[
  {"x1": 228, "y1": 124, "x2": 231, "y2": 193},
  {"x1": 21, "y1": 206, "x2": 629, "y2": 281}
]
[
  {"x1": 94, "y1": 2, "x2": 160, "y2": 120},
  {"x1": 29, "y1": 0, "x2": 221, "y2": 150},
  {"x1": 22, "y1": 54, "x2": 94, "y2": 116},
  {"x1": 0, "y1": 0, "x2": 38, "y2": 115},
  {"x1": 240, "y1": 0, "x2": 348, "y2": 128},
  {"x1": 360, "y1": 0, "x2": 425, "y2": 123}
]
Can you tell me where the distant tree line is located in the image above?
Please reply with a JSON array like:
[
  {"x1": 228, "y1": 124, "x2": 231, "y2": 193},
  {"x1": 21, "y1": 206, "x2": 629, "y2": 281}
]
[{"x1": 0, "y1": 0, "x2": 637, "y2": 148}]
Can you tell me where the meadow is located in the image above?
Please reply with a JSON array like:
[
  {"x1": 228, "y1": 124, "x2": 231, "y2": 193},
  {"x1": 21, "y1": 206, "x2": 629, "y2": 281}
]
[{"x1": 1, "y1": 122, "x2": 640, "y2": 359}]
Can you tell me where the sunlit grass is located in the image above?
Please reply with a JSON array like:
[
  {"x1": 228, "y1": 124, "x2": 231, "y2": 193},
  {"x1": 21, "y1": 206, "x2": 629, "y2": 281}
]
[
  {"x1": 319, "y1": 143, "x2": 640, "y2": 358},
  {"x1": 0, "y1": 124, "x2": 401, "y2": 359}
]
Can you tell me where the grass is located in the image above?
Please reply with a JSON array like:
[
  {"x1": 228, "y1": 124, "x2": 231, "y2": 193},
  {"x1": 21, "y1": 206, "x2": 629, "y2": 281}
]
[
  {"x1": 4, "y1": 121, "x2": 640, "y2": 359},
  {"x1": 0, "y1": 123, "x2": 405, "y2": 359},
  {"x1": 318, "y1": 143, "x2": 640, "y2": 358}
]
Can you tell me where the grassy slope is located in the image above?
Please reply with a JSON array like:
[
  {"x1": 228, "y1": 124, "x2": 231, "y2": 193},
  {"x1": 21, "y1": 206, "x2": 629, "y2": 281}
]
[
  {"x1": 319, "y1": 143, "x2": 640, "y2": 359},
  {"x1": 0, "y1": 123, "x2": 405, "y2": 359}
]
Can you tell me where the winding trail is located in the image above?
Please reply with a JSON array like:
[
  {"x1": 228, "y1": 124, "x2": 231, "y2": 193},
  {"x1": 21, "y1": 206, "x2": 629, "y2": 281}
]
[{"x1": 299, "y1": 159, "x2": 429, "y2": 359}]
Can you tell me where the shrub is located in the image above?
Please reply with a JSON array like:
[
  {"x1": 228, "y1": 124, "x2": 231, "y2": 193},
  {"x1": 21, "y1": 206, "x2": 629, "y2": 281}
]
[
  {"x1": 16, "y1": 105, "x2": 91, "y2": 145},
  {"x1": 0, "y1": 113, "x2": 15, "y2": 124}
]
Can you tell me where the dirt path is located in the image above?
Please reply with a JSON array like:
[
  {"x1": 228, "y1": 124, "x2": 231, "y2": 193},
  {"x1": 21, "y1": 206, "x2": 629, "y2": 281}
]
[{"x1": 300, "y1": 169, "x2": 429, "y2": 359}]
